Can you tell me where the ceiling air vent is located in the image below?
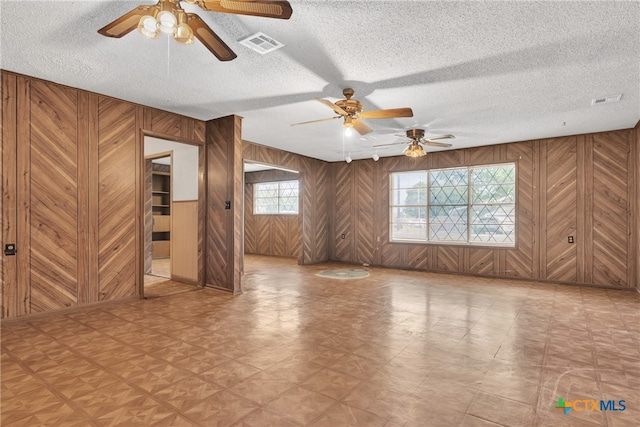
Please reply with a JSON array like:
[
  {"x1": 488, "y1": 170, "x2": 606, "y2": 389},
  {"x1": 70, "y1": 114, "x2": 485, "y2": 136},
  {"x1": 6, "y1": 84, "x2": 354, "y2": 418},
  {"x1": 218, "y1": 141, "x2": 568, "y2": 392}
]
[
  {"x1": 239, "y1": 32, "x2": 284, "y2": 54},
  {"x1": 591, "y1": 94, "x2": 622, "y2": 106}
]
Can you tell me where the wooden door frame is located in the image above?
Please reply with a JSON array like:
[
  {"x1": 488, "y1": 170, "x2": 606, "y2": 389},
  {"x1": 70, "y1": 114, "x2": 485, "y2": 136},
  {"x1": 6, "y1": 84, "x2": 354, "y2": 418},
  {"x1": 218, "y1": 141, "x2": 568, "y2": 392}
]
[{"x1": 138, "y1": 133, "x2": 206, "y2": 299}]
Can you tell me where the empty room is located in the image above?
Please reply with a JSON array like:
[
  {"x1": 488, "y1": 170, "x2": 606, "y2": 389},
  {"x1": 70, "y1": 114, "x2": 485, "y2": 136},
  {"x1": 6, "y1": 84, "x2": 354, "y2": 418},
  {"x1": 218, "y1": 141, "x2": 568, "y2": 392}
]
[{"x1": 1, "y1": 1, "x2": 639, "y2": 426}]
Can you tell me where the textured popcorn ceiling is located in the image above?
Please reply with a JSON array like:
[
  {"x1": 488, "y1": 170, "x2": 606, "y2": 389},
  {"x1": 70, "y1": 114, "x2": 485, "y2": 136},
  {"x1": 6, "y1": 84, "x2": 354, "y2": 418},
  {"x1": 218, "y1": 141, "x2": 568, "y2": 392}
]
[{"x1": 1, "y1": 1, "x2": 639, "y2": 162}]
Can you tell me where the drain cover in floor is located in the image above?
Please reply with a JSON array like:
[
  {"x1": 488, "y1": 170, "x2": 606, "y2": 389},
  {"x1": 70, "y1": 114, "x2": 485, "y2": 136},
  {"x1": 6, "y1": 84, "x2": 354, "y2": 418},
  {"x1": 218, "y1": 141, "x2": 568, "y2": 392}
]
[{"x1": 315, "y1": 269, "x2": 369, "y2": 279}]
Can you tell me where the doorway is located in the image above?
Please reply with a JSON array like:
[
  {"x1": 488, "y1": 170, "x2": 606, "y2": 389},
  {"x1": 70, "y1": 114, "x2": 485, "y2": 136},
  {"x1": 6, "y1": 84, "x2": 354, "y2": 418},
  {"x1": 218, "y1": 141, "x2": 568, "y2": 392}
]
[
  {"x1": 242, "y1": 161, "x2": 302, "y2": 276},
  {"x1": 143, "y1": 136, "x2": 201, "y2": 297}
]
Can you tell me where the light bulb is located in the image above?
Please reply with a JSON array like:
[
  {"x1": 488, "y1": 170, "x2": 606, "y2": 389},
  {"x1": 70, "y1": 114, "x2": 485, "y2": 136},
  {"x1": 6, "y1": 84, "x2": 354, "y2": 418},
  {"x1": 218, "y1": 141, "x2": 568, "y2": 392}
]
[
  {"x1": 157, "y1": 10, "x2": 177, "y2": 34},
  {"x1": 174, "y1": 23, "x2": 193, "y2": 44},
  {"x1": 138, "y1": 15, "x2": 159, "y2": 39},
  {"x1": 174, "y1": 11, "x2": 193, "y2": 44},
  {"x1": 372, "y1": 153, "x2": 379, "y2": 161},
  {"x1": 344, "y1": 126, "x2": 353, "y2": 137}
]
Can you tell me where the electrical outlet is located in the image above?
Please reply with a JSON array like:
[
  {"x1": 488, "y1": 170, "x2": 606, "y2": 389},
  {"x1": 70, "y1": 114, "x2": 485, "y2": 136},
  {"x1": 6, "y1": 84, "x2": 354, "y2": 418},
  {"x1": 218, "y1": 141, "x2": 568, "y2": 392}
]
[
  {"x1": 341, "y1": 234, "x2": 346, "y2": 239},
  {"x1": 568, "y1": 236, "x2": 574, "y2": 244}
]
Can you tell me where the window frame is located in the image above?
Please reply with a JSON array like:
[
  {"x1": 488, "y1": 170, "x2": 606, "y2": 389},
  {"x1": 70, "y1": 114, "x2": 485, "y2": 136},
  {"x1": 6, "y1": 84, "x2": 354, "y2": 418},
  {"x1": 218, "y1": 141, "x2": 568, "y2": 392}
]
[
  {"x1": 253, "y1": 179, "x2": 300, "y2": 215},
  {"x1": 389, "y1": 162, "x2": 517, "y2": 247}
]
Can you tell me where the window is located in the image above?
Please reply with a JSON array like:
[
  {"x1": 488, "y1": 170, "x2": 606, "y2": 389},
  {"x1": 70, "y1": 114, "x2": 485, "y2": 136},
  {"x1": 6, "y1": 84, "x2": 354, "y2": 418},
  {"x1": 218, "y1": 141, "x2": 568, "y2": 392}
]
[
  {"x1": 390, "y1": 163, "x2": 515, "y2": 246},
  {"x1": 254, "y1": 180, "x2": 299, "y2": 214}
]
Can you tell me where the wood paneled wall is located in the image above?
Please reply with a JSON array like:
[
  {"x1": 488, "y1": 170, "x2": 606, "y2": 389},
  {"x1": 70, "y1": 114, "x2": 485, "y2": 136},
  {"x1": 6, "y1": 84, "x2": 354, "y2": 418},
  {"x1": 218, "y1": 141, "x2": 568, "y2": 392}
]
[
  {"x1": 244, "y1": 170, "x2": 301, "y2": 257},
  {"x1": 634, "y1": 121, "x2": 640, "y2": 290},
  {"x1": 206, "y1": 115, "x2": 243, "y2": 293},
  {"x1": 172, "y1": 201, "x2": 198, "y2": 283},
  {"x1": 1, "y1": 71, "x2": 206, "y2": 319},
  {"x1": 242, "y1": 142, "x2": 329, "y2": 264},
  {"x1": 329, "y1": 130, "x2": 638, "y2": 288}
]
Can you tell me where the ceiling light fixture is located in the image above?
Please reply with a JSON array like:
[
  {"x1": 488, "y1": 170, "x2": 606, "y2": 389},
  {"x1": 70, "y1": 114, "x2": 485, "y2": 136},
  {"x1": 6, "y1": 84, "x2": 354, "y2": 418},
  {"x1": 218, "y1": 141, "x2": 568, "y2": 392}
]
[
  {"x1": 137, "y1": 0, "x2": 193, "y2": 45},
  {"x1": 404, "y1": 142, "x2": 426, "y2": 158}
]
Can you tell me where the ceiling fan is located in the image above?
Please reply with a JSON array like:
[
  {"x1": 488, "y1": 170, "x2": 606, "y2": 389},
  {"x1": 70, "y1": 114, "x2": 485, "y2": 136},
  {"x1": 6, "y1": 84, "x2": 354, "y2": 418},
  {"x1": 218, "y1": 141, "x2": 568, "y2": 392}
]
[
  {"x1": 97, "y1": 0, "x2": 293, "y2": 61},
  {"x1": 374, "y1": 129, "x2": 454, "y2": 157},
  {"x1": 290, "y1": 88, "x2": 414, "y2": 135}
]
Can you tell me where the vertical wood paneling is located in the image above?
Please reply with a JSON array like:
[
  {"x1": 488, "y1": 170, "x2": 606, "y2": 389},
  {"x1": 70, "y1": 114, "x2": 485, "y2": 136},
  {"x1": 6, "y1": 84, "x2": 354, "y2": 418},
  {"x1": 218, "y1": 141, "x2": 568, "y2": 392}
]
[
  {"x1": 543, "y1": 137, "x2": 578, "y2": 282},
  {"x1": 16, "y1": 76, "x2": 31, "y2": 316},
  {"x1": 29, "y1": 80, "x2": 78, "y2": 312},
  {"x1": 87, "y1": 94, "x2": 99, "y2": 303},
  {"x1": 97, "y1": 97, "x2": 137, "y2": 300},
  {"x1": 244, "y1": 183, "x2": 256, "y2": 254},
  {"x1": 77, "y1": 92, "x2": 90, "y2": 304},
  {"x1": 2, "y1": 72, "x2": 18, "y2": 318},
  {"x1": 634, "y1": 122, "x2": 640, "y2": 289},
  {"x1": 592, "y1": 131, "x2": 629, "y2": 286},
  {"x1": 198, "y1": 144, "x2": 205, "y2": 285},
  {"x1": 312, "y1": 160, "x2": 329, "y2": 263},
  {"x1": 171, "y1": 201, "x2": 198, "y2": 282}
]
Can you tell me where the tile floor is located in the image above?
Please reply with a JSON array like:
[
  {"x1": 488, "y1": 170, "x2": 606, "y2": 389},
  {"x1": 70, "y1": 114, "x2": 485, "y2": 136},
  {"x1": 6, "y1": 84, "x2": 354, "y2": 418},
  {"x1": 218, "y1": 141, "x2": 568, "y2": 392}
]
[{"x1": 1, "y1": 255, "x2": 639, "y2": 426}]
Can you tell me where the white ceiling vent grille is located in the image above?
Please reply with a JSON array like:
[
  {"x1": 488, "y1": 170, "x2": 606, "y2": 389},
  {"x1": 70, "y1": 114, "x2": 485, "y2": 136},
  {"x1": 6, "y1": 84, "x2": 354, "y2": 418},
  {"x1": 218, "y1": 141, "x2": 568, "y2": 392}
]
[
  {"x1": 239, "y1": 32, "x2": 284, "y2": 54},
  {"x1": 591, "y1": 94, "x2": 622, "y2": 106}
]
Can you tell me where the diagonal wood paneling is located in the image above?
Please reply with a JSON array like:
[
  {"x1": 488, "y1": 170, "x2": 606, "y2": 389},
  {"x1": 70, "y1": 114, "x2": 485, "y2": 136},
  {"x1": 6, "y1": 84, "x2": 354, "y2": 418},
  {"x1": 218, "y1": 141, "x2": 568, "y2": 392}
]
[
  {"x1": 98, "y1": 97, "x2": 137, "y2": 300},
  {"x1": 505, "y1": 142, "x2": 534, "y2": 277},
  {"x1": 333, "y1": 163, "x2": 353, "y2": 262},
  {"x1": 144, "y1": 159, "x2": 153, "y2": 274},
  {"x1": 544, "y1": 138, "x2": 577, "y2": 282},
  {"x1": 29, "y1": 80, "x2": 79, "y2": 312},
  {"x1": 207, "y1": 115, "x2": 242, "y2": 292},
  {"x1": 243, "y1": 183, "x2": 256, "y2": 254},
  {"x1": 313, "y1": 161, "x2": 329, "y2": 262},
  {"x1": 469, "y1": 248, "x2": 494, "y2": 275},
  {"x1": 380, "y1": 156, "x2": 402, "y2": 267},
  {"x1": 150, "y1": 109, "x2": 182, "y2": 139},
  {"x1": 592, "y1": 131, "x2": 629, "y2": 286},
  {"x1": 436, "y1": 246, "x2": 459, "y2": 272},
  {"x1": 355, "y1": 161, "x2": 375, "y2": 264}
]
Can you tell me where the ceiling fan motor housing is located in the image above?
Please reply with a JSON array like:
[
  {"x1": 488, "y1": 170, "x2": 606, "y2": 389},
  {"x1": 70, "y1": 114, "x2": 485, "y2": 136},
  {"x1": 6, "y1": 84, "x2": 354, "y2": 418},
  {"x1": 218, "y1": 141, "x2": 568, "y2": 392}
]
[
  {"x1": 406, "y1": 129, "x2": 425, "y2": 139},
  {"x1": 335, "y1": 99, "x2": 364, "y2": 116}
]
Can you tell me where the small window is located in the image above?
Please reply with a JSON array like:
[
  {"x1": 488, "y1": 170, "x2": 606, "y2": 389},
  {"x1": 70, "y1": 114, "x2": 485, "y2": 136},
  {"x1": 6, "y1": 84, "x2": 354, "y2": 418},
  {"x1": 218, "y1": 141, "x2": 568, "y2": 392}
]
[
  {"x1": 254, "y1": 180, "x2": 299, "y2": 215},
  {"x1": 390, "y1": 163, "x2": 516, "y2": 246}
]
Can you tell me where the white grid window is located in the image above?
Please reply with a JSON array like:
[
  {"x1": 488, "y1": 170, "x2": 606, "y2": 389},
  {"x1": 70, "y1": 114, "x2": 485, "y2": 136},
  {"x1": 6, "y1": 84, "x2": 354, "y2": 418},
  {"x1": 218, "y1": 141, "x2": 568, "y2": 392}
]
[
  {"x1": 254, "y1": 180, "x2": 299, "y2": 215},
  {"x1": 390, "y1": 163, "x2": 516, "y2": 246}
]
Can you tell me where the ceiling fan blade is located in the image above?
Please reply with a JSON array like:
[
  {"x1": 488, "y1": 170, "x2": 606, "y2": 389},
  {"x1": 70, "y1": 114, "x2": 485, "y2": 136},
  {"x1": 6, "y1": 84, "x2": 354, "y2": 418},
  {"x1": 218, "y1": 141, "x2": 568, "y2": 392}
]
[
  {"x1": 373, "y1": 142, "x2": 406, "y2": 148},
  {"x1": 352, "y1": 119, "x2": 373, "y2": 135},
  {"x1": 358, "y1": 108, "x2": 414, "y2": 119},
  {"x1": 187, "y1": 14, "x2": 237, "y2": 61},
  {"x1": 98, "y1": 5, "x2": 155, "y2": 38},
  {"x1": 314, "y1": 98, "x2": 348, "y2": 116},
  {"x1": 425, "y1": 134, "x2": 455, "y2": 141},
  {"x1": 424, "y1": 141, "x2": 453, "y2": 147},
  {"x1": 291, "y1": 116, "x2": 341, "y2": 126},
  {"x1": 187, "y1": 0, "x2": 293, "y2": 19}
]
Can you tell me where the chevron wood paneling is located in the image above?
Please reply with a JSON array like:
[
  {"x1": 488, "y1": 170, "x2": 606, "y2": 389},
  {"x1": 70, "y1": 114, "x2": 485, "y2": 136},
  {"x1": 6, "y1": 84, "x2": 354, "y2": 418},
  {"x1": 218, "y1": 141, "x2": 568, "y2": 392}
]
[
  {"x1": 243, "y1": 171, "x2": 301, "y2": 258},
  {"x1": 244, "y1": 142, "x2": 328, "y2": 265},
  {"x1": 97, "y1": 97, "x2": 137, "y2": 301},
  {"x1": 592, "y1": 131, "x2": 629, "y2": 286},
  {"x1": 543, "y1": 138, "x2": 578, "y2": 282},
  {"x1": 635, "y1": 123, "x2": 640, "y2": 289},
  {"x1": 29, "y1": 80, "x2": 79, "y2": 312}
]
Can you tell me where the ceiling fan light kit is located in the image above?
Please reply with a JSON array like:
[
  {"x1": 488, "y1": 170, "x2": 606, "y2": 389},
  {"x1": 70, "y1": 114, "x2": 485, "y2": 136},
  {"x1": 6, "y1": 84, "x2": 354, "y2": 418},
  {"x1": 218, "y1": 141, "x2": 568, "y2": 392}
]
[
  {"x1": 291, "y1": 88, "x2": 414, "y2": 136},
  {"x1": 404, "y1": 142, "x2": 427, "y2": 158},
  {"x1": 98, "y1": 0, "x2": 293, "y2": 61}
]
